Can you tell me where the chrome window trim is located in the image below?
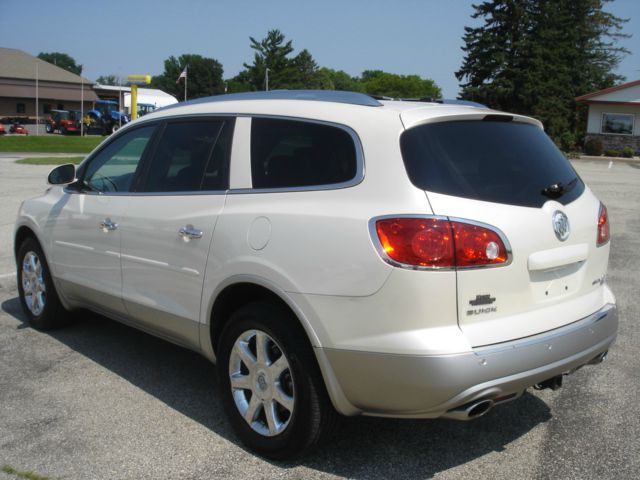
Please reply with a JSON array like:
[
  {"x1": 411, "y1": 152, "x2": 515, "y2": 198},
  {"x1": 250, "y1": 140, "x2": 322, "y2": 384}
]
[
  {"x1": 64, "y1": 114, "x2": 236, "y2": 197},
  {"x1": 368, "y1": 214, "x2": 513, "y2": 271},
  {"x1": 69, "y1": 113, "x2": 366, "y2": 196},
  {"x1": 234, "y1": 114, "x2": 365, "y2": 194}
]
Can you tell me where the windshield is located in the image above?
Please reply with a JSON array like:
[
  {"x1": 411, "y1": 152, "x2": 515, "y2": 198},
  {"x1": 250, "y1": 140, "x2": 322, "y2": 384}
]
[{"x1": 400, "y1": 120, "x2": 584, "y2": 208}]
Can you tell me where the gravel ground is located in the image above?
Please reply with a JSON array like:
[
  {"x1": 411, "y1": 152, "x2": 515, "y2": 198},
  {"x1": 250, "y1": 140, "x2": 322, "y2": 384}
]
[{"x1": 0, "y1": 157, "x2": 638, "y2": 479}]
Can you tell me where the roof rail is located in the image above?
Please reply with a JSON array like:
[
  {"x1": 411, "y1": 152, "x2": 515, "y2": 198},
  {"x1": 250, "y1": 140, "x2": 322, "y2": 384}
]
[
  {"x1": 371, "y1": 95, "x2": 487, "y2": 108},
  {"x1": 157, "y1": 90, "x2": 383, "y2": 112}
]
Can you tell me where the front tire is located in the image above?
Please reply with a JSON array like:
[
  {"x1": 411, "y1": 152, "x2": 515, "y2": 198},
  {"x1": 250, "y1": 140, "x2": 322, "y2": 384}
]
[
  {"x1": 217, "y1": 302, "x2": 338, "y2": 459},
  {"x1": 16, "y1": 237, "x2": 67, "y2": 330}
]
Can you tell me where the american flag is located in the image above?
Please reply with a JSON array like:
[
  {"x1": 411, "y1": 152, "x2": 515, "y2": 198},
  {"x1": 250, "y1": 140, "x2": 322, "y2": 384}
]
[{"x1": 176, "y1": 66, "x2": 187, "y2": 83}]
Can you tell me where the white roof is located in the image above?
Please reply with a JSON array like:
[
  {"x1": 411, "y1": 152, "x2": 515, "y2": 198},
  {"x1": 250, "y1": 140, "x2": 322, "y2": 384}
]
[{"x1": 131, "y1": 92, "x2": 541, "y2": 131}]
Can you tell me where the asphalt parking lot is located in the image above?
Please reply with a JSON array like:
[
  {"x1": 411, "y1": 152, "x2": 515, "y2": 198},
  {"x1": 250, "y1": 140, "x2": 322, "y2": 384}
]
[{"x1": 0, "y1": 155, "x2": 638, "y2": 479}]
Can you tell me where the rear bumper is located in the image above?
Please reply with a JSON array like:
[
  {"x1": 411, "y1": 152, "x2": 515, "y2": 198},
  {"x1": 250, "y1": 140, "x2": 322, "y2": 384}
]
[{"x1": 320, "y1": 303, "x2": 617, "y2": 418}]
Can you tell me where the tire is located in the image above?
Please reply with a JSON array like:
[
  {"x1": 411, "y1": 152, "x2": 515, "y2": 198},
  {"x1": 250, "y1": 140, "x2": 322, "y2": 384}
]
[
  {"x1": 45, "y1": 124, "x2": 52, "y2": 133},
  {"x1": 16, "y1": 237, "x2": 67, "y2": 330},
  {"x1": 217, "y1": 302, "x2": 339, "y2": 459},
  {"x1": 60, "y1": 126, "x2": 67, "y2": 135},
  {"x1": 111, "y1": 123, "x2": 119, "y2": 134}
]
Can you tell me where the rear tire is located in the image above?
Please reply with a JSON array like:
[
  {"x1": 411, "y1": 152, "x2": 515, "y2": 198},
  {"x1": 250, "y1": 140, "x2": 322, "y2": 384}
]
[
  {"x1": 16, "y1": 237, "x2": 68, "y2": 330},
  {"x1": 217, "y1": 302, "x2": 339, "y2": 459}
]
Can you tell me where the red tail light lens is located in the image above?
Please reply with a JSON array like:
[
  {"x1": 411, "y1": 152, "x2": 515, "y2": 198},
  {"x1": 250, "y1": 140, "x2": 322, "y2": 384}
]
[
  {"x1": 597, "y1": 203, "x2": 610, "y2": 246},
  {"x1": 451, "y1": 221, "x2": 509, "y2": 266},
  {"x1": 374, "y1": 217, "x2": 509, "y2": 268},
  {"x1": 375, "y1": 218, "x2": 455, "y2": 267}
]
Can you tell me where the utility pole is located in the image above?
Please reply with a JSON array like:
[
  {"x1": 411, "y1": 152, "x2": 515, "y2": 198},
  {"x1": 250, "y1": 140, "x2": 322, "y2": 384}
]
[{"x1": 265, "y1": 68, "x2": 269, "y2": 91}]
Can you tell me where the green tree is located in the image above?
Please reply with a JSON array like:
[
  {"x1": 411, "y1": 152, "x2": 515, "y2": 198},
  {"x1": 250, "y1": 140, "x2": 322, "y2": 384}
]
[
  {"x1": 320, "y1": 68, "x2": 364, "y2": 92},
  {"x1": 37, "y1": 52, "x2": 82, "y2": 75},
  {"x1": 288, "y1": 50, "x2": 333, "y2": 89},
  {"x1": 242, "y1": 29, "x2": 295, "y2": 90},
  {"x1": 95, "y1": 74, "x2": 122, "y2": 85},
  {"x1": 151, "y1": 54, "x2": 224, "y2": 100},
  {"x1": 456, "y1": 0, "x2": 629, "y2": 141},
  {"x1": 360, "y1": 70, "x2": 441, "y2": 98}
]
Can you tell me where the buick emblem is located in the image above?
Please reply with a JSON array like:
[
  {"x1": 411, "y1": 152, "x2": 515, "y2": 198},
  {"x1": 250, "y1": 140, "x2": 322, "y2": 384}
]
[{"x1": 552, "y1": 211, "x2": 570, "y2": 241}]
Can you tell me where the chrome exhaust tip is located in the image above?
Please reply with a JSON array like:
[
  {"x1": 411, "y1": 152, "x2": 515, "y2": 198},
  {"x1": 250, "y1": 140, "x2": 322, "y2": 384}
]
[
  {"x1": 442, "y1": 399, "x2": 494, "y2": 421},
  {"x1": 587, "y1": 350, "x2": 608, "y2": 365}
]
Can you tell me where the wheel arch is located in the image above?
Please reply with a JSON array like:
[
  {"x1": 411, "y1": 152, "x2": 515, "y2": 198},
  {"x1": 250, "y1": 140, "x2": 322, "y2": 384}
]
[
  {"x1": 205, "y1": 277, "x2": 359, "y2": 416},
  {"x1": 14, "y1": 224, "x2": 40, "y2": 260},
  {"x1": 207, "y1": 278, "x2": 322, "y2": 360}
]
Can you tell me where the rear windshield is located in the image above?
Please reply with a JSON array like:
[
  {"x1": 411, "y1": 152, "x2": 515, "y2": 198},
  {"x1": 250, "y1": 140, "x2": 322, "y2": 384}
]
[{"x1": 400, "y1": 120, "x2": 584, "y2": 208}]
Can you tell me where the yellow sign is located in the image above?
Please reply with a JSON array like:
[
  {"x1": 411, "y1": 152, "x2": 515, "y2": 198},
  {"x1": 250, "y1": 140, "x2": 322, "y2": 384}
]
[{"x1": 127, "y1": 74, "x2": 151, "y2": 85}]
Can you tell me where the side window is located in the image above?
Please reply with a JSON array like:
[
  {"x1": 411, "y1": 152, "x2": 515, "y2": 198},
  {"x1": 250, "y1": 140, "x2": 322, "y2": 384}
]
[
  {"x1": 141, "y1": 119, "x2": 231, "y2": 192},
  {"x1": 83, "y1": 126, "x2": 155, "y2": 193},
  {"x1": 250, "y1": 118, "x2": 357, "y2": 189}
]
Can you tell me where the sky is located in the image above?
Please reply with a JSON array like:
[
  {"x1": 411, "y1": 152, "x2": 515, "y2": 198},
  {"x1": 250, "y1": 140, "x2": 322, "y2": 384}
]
[{"x1": 2, "y1": 0, "x2": 639, "y2": 98}]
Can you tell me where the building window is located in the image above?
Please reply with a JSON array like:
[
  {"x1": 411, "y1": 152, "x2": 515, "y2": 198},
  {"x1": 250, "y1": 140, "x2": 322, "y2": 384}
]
[
  {"x1": 43, "y1": 104, "x2": 52, "y2": 114},
  {"x1": 57, "y1": 104, "x2": 64, "y2": 110},
  {"x1": 602, "y1": 113, "x2": 634, "y2": 135},
  {"x1": 16, "y1": 103, "x2": 26, "y2": 114}
]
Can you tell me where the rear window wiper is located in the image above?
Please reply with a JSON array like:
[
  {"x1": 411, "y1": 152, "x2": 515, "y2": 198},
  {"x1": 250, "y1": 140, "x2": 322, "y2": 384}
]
[{"x1": 541, "y1": 177, "x2": 578, "y2": 199}]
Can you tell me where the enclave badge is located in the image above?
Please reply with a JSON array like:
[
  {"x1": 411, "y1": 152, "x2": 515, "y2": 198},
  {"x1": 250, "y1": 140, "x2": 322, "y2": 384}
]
[{"x1": 552, "y1": 210, "x2": 570, "y2": 241}]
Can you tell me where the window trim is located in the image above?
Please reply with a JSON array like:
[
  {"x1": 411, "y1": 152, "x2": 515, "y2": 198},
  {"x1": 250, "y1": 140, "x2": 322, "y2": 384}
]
[
  {"x1": 230, "y1": 114, "x2": 365, "y2": 194},
  {"x1": 65, "y1": 121, "x2": 161, "y2": 196},
  {"x1": 601, "y1": 112, "x2": 634, "y2": 136},
  {"x1": 133, "y1": 116, "x2": 235, "y2": 195}
]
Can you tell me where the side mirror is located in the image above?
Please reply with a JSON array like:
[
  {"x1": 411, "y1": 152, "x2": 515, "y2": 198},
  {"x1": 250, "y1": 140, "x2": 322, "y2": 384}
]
[{"x1": 48, "y1": 164, "x2": 76, "y2": 185}]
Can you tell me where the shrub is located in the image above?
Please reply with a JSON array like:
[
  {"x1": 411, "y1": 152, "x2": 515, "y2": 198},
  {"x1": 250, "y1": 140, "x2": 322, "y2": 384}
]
[
  {"x1": 557, "y1": 131, "x2": 575, "y2": 152},
  {"x1": 621, "y1": 146, "x2": 635, "y2": 158},
  {"x1": 605, "y1": 149, "x2": 620, "y2": 157},
  {"x1": 584, "y1": 137, "x2": 604, "y2": 156}
]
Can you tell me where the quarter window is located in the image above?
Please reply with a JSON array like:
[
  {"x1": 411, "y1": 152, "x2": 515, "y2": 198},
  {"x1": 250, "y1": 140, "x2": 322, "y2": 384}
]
[
  {"x1": 141, "y1": 119, "x2": 232, "y2": 192},
  {"x1": 601, "y1": 113, "x2": 634, "y2": 135},
  {"x1": 83, "y1": 126, "x2": 155, "y2": 193},
  {"x1": 250, "y1": 118, "x2": 357, "y2": 189}
]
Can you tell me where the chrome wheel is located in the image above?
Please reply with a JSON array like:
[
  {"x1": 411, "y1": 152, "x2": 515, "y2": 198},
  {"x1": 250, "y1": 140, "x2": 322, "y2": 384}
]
[
  {"x1": 228, "y1": 329, "x2": 295, "y2": 437},
  {"x1": 21, "y1": 251, "x2": 46, "y2": 316}
]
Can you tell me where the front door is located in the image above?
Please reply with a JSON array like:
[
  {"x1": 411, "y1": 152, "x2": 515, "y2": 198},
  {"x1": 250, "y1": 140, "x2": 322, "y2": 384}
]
[{"x1": 50, "y1": 125, "x2": 156, "y2": 315}]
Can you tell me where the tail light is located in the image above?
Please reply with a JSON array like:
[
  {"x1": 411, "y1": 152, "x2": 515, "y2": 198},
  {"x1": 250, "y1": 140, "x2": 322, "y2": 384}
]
[
  {"x1": 373, "y1": 217, "x2": 510, "y2": 269},
  {"x1": 597, "y1": 203, "x2": 610, "y2": 246}
]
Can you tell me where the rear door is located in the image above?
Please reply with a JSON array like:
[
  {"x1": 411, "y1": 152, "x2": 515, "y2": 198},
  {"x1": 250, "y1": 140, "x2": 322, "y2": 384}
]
[
  {"x1": 119, "y1": 117, "x2": 234, "y2": 348},
  {"x1": 400, "y1": 118, "x2": 611, "y2": 346}
]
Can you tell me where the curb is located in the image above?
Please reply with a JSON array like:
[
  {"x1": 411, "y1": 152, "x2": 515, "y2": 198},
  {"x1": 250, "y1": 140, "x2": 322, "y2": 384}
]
[{"x1": 577, "y1": 155, "x2": 640, "y2": 163}]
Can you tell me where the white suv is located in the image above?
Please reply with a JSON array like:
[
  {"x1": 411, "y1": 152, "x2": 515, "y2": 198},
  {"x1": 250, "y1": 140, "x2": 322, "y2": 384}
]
[{"x1": 14, "y1": 90, "x2": 617, "y2": 459}]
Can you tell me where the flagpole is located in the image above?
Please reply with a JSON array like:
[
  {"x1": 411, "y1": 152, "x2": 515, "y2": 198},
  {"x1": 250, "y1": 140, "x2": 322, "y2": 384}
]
[
  {"x1": 35, "y1": 63, "x2": 39, "y2": 136},
  {"x1": 80, "y1": 67, "x2": 84, "y2": 136}
]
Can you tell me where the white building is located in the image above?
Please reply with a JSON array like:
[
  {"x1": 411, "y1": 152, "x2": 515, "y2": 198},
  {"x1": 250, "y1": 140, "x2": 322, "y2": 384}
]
[
  {"x1": 576, "y1": 79, "x2": 640, "y2": 152},
  {"x1": 93, "y1": 84, "x2": 178, "y2": 114}
]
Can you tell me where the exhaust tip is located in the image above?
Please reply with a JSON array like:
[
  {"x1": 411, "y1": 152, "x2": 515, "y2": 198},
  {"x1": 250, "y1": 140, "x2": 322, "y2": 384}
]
[
  {"x1": 588, "y1": 351, "x2": 608, "y2": 365},
  {"x1": 467, "y1": 399, "x2": 493, "y2": 418},
  {"x1": 443, "y1": 398, "x2": 495, "y2": 421}
]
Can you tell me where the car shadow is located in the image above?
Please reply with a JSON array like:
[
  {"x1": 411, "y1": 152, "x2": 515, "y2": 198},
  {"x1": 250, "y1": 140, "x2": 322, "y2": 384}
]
[{"x1": 1, "y1": 296, "x2": 552, "y2": 478}]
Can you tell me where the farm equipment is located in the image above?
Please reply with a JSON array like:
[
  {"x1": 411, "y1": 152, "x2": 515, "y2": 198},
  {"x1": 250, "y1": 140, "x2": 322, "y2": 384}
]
[{"x1": 86, "y1": 100, "x2": 129, "y2": 135}]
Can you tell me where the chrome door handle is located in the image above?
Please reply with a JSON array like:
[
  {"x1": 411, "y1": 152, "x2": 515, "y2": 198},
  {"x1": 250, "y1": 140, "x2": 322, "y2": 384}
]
[
  {"x1": 178, "y1": 225, "x2": 203, "y2": 240},
  {"x1": 99, "y1": 218, "x2": 118, "y2": 232}
]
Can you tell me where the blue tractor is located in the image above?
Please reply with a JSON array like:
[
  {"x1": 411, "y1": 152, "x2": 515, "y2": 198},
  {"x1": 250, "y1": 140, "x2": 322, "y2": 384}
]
[{"x1": 86, "y1": 100, "x2": 129, "y2": 135}]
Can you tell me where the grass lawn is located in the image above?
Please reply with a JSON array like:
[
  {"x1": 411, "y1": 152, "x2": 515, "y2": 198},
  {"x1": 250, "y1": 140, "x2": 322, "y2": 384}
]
[
  {"x1": 0, "y1": 135, "x2": 104, "y2": 153},
  {"x1": 16, "y1": 156, "x2": 85, "y2": 165}
]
